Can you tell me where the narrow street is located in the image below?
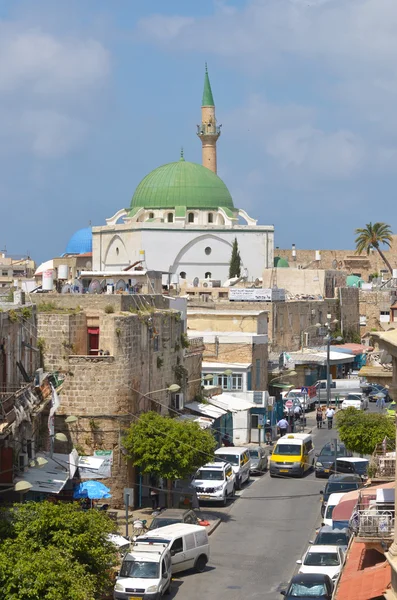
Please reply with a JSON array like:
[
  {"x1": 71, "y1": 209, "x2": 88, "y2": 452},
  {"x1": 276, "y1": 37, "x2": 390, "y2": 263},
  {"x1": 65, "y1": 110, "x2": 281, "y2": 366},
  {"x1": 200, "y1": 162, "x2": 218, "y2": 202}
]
[{"x1": 170, "y1": 421, "x2": 344, "y2": 600}]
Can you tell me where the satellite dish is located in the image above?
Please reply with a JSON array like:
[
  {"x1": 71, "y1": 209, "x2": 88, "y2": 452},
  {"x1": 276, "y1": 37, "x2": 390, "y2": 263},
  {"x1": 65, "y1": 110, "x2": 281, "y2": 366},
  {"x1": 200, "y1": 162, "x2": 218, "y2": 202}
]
[
  {"x1": 85, "y1": 260, "x2": 92, "y2": 269},
  {"x1": 203, "y1": 282, "x2": 208, "y2": 288},
  {"x1": 332, "y1": 259, "x2": 338, "y2": 269},
  {"x1": 61, "y1": 284, "x2": 72, "y2": 294},
  {"x1": 193, "y1": 277, "x2": 199, "y2": 288},
  {"x1": 116, "y1": 279, "x2": 126, "y2": 292},
  {"x1": 88, "y1": 280, "x2": 102, "y2": 294},
  {"x1": 254, "y1": 278, "x2": 260, "y2": 287}
]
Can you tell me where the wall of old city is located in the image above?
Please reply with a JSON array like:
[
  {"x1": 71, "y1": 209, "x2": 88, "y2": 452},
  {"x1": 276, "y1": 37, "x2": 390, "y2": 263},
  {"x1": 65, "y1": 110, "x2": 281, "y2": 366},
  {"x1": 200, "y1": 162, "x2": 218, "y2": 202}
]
[{"x1": 358, "y1": 289, "x2": 395, "y2": 336}]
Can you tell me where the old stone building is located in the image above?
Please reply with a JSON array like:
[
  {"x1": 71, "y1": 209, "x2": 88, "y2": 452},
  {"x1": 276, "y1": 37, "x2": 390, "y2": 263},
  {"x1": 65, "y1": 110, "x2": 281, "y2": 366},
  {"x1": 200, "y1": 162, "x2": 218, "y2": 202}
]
[
  {"x1": 34, "y1": 294, "x2": 201, "y2": 506},
  {"x1": 276, "y1": 235, "x2": 397, "y2": 282},
  {"x1": 358, "y1": 289, "x2": 397, "y2": 335},
  {"x1": 186, "y1": 307, "x2": 269, "y2": 392}
]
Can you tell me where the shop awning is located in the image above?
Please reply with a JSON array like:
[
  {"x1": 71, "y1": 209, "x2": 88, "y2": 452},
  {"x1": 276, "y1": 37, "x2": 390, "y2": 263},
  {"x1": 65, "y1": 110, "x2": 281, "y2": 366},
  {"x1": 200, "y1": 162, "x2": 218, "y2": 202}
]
[
  {"x1": 209, "y1": 393, "x2": 256, "y2": 412},
  {"x1": 15, "y1": 450, "x2": 78, "y2": 494},
  {"x1": 78, "y1": 456, "x2": 105, "y2": 479},
  {"x1": 185, "y1": 401, "x2": 228, "y2": 419}
]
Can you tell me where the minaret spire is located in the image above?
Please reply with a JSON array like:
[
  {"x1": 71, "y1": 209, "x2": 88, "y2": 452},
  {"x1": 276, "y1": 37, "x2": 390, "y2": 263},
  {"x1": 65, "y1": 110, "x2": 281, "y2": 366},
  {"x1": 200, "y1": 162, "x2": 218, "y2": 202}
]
[{"x1": 196, "y1": 64, "x2": 220, "y2": 173}]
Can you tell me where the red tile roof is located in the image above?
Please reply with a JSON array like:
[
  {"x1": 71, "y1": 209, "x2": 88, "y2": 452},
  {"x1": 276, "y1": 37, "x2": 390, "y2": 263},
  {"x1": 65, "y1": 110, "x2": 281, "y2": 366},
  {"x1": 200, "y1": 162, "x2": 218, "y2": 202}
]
[
  {"x1": 335, "y1": 541, "x2": 391, "y2": 600},
  {"x1": 336, "y1": 343, "x2": 373, "y2": 355}
]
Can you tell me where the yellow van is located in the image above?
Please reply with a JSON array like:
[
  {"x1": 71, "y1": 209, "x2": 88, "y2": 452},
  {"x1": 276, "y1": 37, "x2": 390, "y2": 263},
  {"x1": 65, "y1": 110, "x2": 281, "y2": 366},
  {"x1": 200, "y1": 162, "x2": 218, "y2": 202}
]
[{"x1": 269, "y1": 433, "x2": 314, "y2": 478}]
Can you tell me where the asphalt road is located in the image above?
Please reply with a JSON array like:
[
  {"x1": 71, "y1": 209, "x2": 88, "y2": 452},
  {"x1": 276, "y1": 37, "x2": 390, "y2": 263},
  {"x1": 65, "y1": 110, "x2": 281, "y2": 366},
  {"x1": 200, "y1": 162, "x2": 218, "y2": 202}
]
[{"x1": 170, "y1": 419, "x2": 344, "y2": 600}]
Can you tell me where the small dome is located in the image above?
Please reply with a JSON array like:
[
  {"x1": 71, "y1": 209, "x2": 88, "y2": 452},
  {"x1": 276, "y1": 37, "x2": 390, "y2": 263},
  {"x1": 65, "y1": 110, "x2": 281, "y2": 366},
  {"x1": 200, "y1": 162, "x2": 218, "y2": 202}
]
[
  {"x1": 65, "y1": 227, "x2": 92, "y2": 255},
  {"x1": 346, "y1": 275, "x2": 363, "y2": 288},
  {"x1": 274, "y1": 256, "x2": 289, "y2": 268},
  {"x1": 130, "y1": 159, "x2": 234, "y2": 211}
]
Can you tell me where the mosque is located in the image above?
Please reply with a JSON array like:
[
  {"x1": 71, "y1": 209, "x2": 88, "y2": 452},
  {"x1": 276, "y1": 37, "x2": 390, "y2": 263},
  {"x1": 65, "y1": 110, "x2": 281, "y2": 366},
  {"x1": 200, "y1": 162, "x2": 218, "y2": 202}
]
[{"x1": 37, "y1": 67, "x2": 274, "y2": 289}]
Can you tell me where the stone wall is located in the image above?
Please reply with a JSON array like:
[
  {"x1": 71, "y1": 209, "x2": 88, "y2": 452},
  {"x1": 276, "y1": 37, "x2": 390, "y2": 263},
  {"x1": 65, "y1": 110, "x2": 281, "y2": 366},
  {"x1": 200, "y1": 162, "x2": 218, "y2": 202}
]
[
  {"x1": 37, "y1": 307, "x2": 185, "y2": 507},
  {"x1": 358, "y1": 289, "x2": 395, "y2": 335},
  {"x1": 32, "y1": 293, "x2": 170, "y2": 312}
]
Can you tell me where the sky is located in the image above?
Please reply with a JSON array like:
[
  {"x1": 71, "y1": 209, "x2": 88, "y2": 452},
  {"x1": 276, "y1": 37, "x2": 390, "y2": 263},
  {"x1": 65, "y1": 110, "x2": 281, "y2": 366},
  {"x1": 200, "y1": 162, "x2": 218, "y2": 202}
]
[{"x1": 1, "y1": 0, "x2": 397, "y2": 263}]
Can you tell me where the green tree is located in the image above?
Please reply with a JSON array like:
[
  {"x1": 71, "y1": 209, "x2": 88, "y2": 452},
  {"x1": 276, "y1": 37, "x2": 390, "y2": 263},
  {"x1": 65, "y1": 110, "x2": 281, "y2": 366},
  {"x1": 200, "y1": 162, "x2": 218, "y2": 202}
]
[
  {"x1": 229, "y1": 237, "x2": 241, "y2": 278},
  {"x1": 0, "y1": 501, "x2": 117, "y2": 600},
  {"x1": 336, "y1": 408, "x2": 395, "y2": 455},
  {"x1": 122, "y1": 411, "x2": 216, "y2": 482},
  {"x1": 355, "y1": 222, "x2": 393, "y2": 273}
]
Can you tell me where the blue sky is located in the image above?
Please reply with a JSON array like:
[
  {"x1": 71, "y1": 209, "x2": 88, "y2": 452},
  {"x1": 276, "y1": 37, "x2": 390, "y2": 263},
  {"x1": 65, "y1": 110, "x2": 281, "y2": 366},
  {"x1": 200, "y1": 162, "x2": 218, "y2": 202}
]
[{"x1": 1, "y1": 0, "x2": 397, "y2": 263}]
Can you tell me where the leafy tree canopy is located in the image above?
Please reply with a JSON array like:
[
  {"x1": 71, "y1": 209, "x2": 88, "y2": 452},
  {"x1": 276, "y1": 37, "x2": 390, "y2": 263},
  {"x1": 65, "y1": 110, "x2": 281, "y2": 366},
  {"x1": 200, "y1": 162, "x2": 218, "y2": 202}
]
[
  {"x1": 0, "y1": 501, "x2": 118, "y2": 600},
  {"x1": 122, "y1": 411, "x2": 216, "y2": 480},
  {"x1": 229, "y1": 237, "x2": 241, "y2": 279},
  {"x1": 336, "y1": 408, "x2": 395, "y2": 455}
]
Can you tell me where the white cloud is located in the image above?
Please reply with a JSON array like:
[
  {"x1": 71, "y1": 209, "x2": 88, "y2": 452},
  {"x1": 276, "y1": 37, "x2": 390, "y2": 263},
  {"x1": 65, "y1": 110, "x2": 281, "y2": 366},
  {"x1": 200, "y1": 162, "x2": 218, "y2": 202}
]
[{"x1": 0, "y1": 22, "x2": 110, "y2": 157}]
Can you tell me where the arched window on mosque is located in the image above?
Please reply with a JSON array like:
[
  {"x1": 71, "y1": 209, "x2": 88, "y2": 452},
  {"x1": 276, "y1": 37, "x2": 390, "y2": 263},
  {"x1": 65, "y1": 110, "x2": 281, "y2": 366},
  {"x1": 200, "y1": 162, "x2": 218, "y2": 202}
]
[
  {"x1": 205, "y1": 272, "x2": 212, "y2": 279},
  {"x1": 167, "y1": 213, "x2": 174, "y2": 223},
  {"x1": 208, "y1": 213, "x2": 213, "y2": 223},
  {"x1": 188, "y1": 213, "x2": 195, "y2": 223},
  {"x1": 149, "y1": 212, "x2": 154, "y2": 219},
  {"x1": 180, "y1": 271, "x2": 186, "y2": 279}
]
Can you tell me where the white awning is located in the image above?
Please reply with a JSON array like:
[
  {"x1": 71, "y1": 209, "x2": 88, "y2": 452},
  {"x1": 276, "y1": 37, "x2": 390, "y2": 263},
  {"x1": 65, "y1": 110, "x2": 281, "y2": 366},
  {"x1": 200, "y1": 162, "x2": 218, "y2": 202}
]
[
  {"x1": 209, "y1": 393, "x2": 256, "y2": 412},
  {"x1": 185, "y1": 401, "x2": 228, "y2": 419},
  {"x1": 15, "y1": 450, "x2": 78, "y2": 494},
  {"x1": 177, "y1": 414, "x2": 214, "y2": 429},
  {"x1": 78, "y1": 456, "x2": 105, "y2": 479},
  {"x1": 34, "y1": 259, "x2": 54, "y2": 276}
]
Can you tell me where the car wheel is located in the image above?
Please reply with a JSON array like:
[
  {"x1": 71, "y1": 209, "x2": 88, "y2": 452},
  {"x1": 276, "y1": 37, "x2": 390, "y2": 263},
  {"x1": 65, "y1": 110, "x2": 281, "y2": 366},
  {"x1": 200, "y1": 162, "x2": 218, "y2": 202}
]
[
  {"x1": 195, "y1": 555, "x2": 208, "y2": 573},
  {"x1": 164, "y1": 582, "x2": 171, "y2": 596},
  {"x1": 236, "y1": 477, "x2": 242, "y2": 490},
  {"x1": 315, "y1": 471, "x2": 320, "y2": 478},
  {"x1": 221, "y1": 493, "x2": 227, "y2": 507}
]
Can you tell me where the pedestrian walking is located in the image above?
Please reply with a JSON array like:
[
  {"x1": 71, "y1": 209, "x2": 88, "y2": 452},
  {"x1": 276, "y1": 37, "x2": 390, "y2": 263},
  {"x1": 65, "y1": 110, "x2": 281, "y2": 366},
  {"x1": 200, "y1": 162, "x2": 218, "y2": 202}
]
[
  {"x1": 277, "y1": 417, "x2": 289, "y2": 438},
  {"x1": 149, "y1": 485, "x2": 160, "y2": 510},
  {"x1": 294, "y1": 404, "x2": 302, "y2": 421},
  {"x1": 326, "y1": 407, "x2": 335, "y2": 429},
  {"x1": 316, "y1": 407, "x2": 323, "y2": 429}
]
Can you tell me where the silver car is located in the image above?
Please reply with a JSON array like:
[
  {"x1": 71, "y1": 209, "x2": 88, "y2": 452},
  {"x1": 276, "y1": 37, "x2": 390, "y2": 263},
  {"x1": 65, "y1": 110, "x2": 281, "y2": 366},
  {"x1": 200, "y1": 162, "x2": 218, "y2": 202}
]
[{"x1": 248, "y1": 446, "x2": 268, "y2": 474}]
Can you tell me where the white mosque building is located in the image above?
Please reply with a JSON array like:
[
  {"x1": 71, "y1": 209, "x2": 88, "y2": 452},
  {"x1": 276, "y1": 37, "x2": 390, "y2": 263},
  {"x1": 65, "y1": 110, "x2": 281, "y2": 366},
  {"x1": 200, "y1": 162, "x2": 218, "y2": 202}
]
[{"x1": 37, "y1": 67, "x2": 274, "y2": 290}]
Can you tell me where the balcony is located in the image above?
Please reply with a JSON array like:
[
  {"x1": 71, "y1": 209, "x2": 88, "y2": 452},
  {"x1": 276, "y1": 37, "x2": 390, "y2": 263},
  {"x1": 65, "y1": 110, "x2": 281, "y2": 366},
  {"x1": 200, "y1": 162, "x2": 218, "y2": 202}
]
[
  {"x1": 356, "y1": 509, "x2": 394, "y2": 541},
  {"x1": 185, "y1": 337, "x2": 205, "y2": 356}
]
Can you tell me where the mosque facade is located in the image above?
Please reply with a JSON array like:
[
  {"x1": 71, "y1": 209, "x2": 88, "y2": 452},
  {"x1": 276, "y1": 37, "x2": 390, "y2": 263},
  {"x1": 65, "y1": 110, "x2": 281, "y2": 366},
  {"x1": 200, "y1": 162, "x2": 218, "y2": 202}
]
[{"x1": 90, "y1": 67, "x2": 274, "y2": 285}]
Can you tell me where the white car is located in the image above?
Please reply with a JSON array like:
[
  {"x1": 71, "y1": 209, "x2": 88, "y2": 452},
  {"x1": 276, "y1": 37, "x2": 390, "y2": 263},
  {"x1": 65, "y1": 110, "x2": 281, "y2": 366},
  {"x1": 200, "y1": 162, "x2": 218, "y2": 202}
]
[
  {"x1": 192, "y1": 462, "x2": 235, "y2": 506},
  {"x1": 341, "y1": 393, "x2": 368, "y2": 411},
  {"x1": 297, "y1": 545, "x2": 345, "y2": 583}
]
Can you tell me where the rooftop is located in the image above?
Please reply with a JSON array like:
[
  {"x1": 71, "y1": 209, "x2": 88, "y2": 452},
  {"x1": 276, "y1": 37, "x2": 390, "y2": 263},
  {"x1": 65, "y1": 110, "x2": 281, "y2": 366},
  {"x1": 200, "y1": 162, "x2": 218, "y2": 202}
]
[{"x1": 335, "y1": 541, "x2": 390, "y2": 600}]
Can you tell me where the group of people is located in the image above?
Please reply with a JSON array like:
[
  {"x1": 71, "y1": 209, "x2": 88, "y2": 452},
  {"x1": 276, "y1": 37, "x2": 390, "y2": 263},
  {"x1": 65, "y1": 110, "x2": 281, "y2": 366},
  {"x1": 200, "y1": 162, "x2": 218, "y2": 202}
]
[{"x1": 316, "y1": 406, "x2": 335, "y2": 429}]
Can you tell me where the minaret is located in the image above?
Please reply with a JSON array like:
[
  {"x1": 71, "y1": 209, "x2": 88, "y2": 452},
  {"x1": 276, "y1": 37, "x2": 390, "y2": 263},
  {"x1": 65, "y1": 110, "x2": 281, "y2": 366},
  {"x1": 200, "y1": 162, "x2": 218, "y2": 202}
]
[{"x1": 196, "y1": 64, "x2": 221, "y2": 173}]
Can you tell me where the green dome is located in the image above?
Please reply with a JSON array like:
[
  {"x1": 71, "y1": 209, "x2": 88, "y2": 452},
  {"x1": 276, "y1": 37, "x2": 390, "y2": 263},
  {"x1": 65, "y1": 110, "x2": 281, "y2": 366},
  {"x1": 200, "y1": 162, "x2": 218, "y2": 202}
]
[
  {"x1": 346, "y1": 275, "x2": 363, "y2": 288},
  {"x1": 130, "y1": 159, "x2": 234, "y2": 211},
  {"x1": 274, "y1": 256, "x2": 289, "y2": 268}
]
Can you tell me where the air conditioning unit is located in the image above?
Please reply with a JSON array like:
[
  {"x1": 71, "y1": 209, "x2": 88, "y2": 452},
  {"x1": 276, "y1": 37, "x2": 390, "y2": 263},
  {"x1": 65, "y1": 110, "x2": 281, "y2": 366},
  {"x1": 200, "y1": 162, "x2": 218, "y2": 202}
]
[
  {"x1": 18, "y1": 453, "x2": 28, "y2": 471},
  {"x1": 171, "y1": 393, "x2": 184, "y2": 411},
  {"x1": 199, "y1": 280, "x2": 213, "y2": 288}
]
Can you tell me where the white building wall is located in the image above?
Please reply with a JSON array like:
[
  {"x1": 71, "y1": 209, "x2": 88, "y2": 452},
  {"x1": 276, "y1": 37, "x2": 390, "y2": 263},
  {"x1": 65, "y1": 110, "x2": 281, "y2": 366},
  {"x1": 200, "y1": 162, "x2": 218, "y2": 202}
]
[
  {"x1": 93, "y1": 224, "x2": 274, "y2": 282},
  {"x1": 233, "y1": 410, "x2": 250, "y2": 445}
]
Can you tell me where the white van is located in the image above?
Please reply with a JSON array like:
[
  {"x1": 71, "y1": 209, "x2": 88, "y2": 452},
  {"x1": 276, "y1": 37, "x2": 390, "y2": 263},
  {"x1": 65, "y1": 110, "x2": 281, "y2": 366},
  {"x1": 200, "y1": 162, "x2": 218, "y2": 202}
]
[
  {"x1": 214, "y1": 446, "x2": 251, "y2": 489},
  {"x1": 114, "y1": 539, "x2": 171, "y2": 600},
  {"x1": 323, "y1": 492, "x2": 346, "y2": 527},
  {"x1": 192, "y1": 461, "x2": 235, "y2": 505},
  {"x1": 315, "y1": 379, "x2": 361, "y2": 402},
  {"x1": 138, "y1": 523, "x2": 210, "y2": 574}
]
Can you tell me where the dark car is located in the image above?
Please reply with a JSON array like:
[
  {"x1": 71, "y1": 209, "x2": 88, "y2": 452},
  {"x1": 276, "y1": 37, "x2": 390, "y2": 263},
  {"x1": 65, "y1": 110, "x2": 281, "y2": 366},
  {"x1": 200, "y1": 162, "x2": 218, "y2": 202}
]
[
  {"x1": 315, "y1": 442, "x2": 352, "y2": 478},
  {"x1": 280, "y1": 573, "x2": 333, "y2": 599},
  {"x1": 310, "y1": 526, "x2": 350, "y2": 553},
  {"x1": 148, "y1": 508, "x2": 198, "y2": 531},
  {"x1": 327, "y1": 457, "x2": 369, "y2": 480},
  {"x1": 320, "y1": 474, "x2": 363, "y2": 516},
  {"x1": 362, "y1": 383, "x2": 390, "y2": 402}
]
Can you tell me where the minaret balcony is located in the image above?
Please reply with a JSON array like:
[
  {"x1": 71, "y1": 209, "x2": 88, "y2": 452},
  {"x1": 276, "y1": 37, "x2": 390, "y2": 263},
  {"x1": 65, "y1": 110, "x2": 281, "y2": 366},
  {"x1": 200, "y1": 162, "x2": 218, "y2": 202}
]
[{"x1": 197, "y1": 124, "x2": 221, "y2": 136}]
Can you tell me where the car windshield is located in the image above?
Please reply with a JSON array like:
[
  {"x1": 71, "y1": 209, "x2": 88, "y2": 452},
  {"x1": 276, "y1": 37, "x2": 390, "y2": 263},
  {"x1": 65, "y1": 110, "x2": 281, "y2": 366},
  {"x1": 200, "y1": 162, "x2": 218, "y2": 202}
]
[
  {"x1": 120, "y1": 560, "x2": 159, "y2": 579},
  {"x1": 274, "y1": 444, "x2": 301, "y2": 456},
  {"x1": 288, "y1": 582, "x2": 328, "y2": 597},
  {"x1": 216, "y1": 454, "x2": 239, "y2": 465},
  {"x1": 304, "y1": 552, "x2": 340, "y2": 567},
  {"x1": 320, "y1": 444, "x2": 346, "y2": 457},
  {"x1": 149, "y1": 518, "x2": 179, "y2": 529},
  {"x1": 326, "y1": 482, "x2": 358, "y2": 494},
  {"x1": 325, "y1": 504, "x2": 336, "y2": 519},
  {"x1": 316, "y1": 532, "x2": 348, "y2": 546},
  {"x1": 249, "y1": 450, "x2": 260, "y2": 458},
  {"x1": 195, "y1": 469, "x2": 224, "y2": 480},
  {"x1": 341, "y1": 461, "x2": 368, "y2": 475}
]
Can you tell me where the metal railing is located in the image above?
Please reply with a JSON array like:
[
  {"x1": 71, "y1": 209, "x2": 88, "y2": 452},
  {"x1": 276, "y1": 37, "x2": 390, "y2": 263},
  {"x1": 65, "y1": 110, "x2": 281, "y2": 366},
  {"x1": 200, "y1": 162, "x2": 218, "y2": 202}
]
[
  {"x1": 356, "y1": 509, "x2": 394, "y2": 539},
  {"x1": 185, "y1": 337, "x2": 205, "y2": 355}
]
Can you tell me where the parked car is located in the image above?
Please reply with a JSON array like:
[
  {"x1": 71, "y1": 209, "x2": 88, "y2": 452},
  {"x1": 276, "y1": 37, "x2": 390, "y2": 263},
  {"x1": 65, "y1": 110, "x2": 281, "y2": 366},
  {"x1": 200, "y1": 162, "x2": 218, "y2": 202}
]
[
  {"x1": 214, "y1": 446, "x2": 251, "y2": 489},
  {"x1": 148, "y1": 508, "x2": 198, "y2": 531},
  {"x1": 297, "y1": 545, "x2": 345, "y2": 583},
  {"x1": 280, "y1": 573, "x2": 334, "y2": 599},
  {"x1": 341, "y1": 393, "x2": 368, "y2": 411},
  {"x1": 327, "y1": 457, "x2": 369, "y2": 480},
  {"x1": 310, "y1": 526, "x2": 350, "y2": 554},
  {"x1": 361, "y1": 383, "x2": 391, "y2": 402},
  {"x1": 248, "y1": 446, "x2": 268, "y2": 474},
  {"x1": 320, "y1": 474, "x2": 363, "y2": 516},
  {"x1": 323, "y1": 492, "x2": 346, "y2": 527},
  {"x1": 191, "y1": 461, "x2": 235, "y2": 505},
  {"x1": 315, "y1": 442, "x2": 352, "y2": 478}
]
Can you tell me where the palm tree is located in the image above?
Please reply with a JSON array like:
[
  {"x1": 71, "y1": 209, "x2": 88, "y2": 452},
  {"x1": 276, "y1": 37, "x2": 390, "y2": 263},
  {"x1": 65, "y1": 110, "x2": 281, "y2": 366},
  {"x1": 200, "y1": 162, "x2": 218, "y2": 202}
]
[{"x1": 354, "y1": 222, "x2": 393, "y2": 273}]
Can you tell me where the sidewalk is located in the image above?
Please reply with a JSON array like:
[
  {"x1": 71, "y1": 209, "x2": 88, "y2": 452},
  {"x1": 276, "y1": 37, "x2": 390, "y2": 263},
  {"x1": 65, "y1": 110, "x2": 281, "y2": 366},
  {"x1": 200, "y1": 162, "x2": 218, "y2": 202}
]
[{"x1": 108, "y1": 506, "x2": 221, "y2": 538}]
